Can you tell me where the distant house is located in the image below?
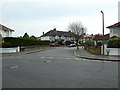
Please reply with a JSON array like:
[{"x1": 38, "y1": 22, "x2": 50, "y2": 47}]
[
  {"x1": 93, "y1": 34, "x2": 110, "y2": 46},
  {"x1": 82, "y1": 34, "x2": 94, "y2": 43},
  {"x1": 0, "y1": 24, "x2": 14, "y2": 37},
  {"x1": 40, "y1": 28, "x2": 75, "y2": 42},
  {"x1": 106, "y1": 22, "x2": 120, "y2": 38}
]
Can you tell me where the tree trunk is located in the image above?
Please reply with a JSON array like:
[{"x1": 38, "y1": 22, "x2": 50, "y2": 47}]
[{"x1": 76, "y1": 40, "x2": 79, "y2": 49}]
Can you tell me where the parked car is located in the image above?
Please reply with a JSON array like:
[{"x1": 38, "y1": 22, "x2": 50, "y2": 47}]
[{"x1": 68, "y1": 44, "x2": 76, "y2": 47}]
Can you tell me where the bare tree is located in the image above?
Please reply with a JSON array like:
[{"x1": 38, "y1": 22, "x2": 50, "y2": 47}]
[{"x1": 68, "y1": 21, "x2": 86, "y2": 49}]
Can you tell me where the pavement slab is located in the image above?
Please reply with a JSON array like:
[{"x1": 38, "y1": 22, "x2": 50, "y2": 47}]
[{"x1": 74, "y1": 47, "x2": 120, "y2": 62}]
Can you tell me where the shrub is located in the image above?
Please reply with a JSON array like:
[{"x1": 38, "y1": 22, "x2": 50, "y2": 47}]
[
  {"x1": 65, "y1": 41, "x2": 74, "y2": 45},
  {"x1": 58, "y1": 41, "x2": 64, "y2": 45},
  {"x1": 107, "y1": 37, "x2": 120, "y2": 48},
  {"x1": 85, "y1": 40, "x2": 93, "y2": 47},
  {"x1": 40, "y1": 40, "x2": 50, "y2": 45},
  {"x1": 89, "y1": 46, "x2": 101, "y2": 55},
  {"x1": 2, "y1": 42, "x2": 12, "y2": 48},
  {"x1": 3, "y1": 37, "x2": 50, "y2": 47}
]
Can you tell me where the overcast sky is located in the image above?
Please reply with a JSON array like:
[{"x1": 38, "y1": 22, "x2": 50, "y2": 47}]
[{"x1": 0, "y1": 0, "x2": 119, "y2": 37}]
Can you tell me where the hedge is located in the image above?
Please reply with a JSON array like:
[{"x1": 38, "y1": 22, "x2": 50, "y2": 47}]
[
  {"x1": 3, "y1": 37, "x2": 50, "y2": 47},
  {"x1": 107, "y1": 37, "x2": 120, "y2": 48}
]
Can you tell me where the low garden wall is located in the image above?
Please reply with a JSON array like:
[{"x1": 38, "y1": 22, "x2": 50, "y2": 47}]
[
  {"x1": 0, "y1": 46, "x2": 20, "y2": 53},
  {"x1": 101, "y1": 45, "x2": 120, "y2": 56}
]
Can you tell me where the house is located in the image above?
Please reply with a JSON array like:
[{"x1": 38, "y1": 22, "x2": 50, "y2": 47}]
[
  {"x1": 40, "y1": 28, "x2": 75, "y2": 43},
  {"x1": 106, "y1": 22, "x2": 120, "y2": 38},
  {"x1": 83, "y1": 34, "x2": 94, "y2": 43},
  {"x1": 93, "y1": 34, "x2": 110, "y2": 46},
  {"x1": 0, "y1": 24, "x2": 14, "y2": 37}
]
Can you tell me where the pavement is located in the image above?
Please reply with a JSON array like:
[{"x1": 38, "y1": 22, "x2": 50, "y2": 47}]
[
  {"x1": 2, "y1": 46, "x2": 53, "y2": 56},
  {"x1": 74, "y1": 47, "x2": 120, "y2": 62}
]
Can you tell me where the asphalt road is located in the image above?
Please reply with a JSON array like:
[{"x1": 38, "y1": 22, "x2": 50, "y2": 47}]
[{"x1": 2, "y1": 47, "x2": 118, "y2": 88}]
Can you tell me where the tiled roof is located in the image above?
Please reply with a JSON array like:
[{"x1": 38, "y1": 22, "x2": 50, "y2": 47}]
[
  {"x1": 41, "y1": 28, "x2": 74, "y2": 37},
  {"x1": 106, "y1": 22, "x2": 120, "y2": 28},
  {"x1": 83, "y1": 34, "x2": 93, "y2": 38},
  {"x1": 93, "y1": 34, "x2": 110, "y2": 40},
  {"x1": 0, "y1": 24, "x2": 14, "y2": 31}
]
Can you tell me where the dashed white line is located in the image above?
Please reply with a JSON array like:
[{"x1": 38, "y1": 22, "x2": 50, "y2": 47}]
[
  {"x1": 65, "y1": 58, "x2": 71, "y2": 59},
  {"x1": 49, "y1": 57, "x2": 53, "y2": 59},
  {"x1": 10, "y1": 65, "x2": 19, "y2": 69},
  {"x1": 41, "y1": 57, "x2": 45, "y2": 58}
]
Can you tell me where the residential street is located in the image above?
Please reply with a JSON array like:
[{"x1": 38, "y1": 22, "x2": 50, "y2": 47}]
[{"x1": 2, "y1": 47, "x2": 118, "y2": 88}]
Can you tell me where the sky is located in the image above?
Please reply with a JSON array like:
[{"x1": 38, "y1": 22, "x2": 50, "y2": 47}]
[{"x1": 0, "y1": 0, "x2": 119, "y2": 37}]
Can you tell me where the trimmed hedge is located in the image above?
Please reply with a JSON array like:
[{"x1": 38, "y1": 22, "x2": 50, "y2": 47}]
[
  {"x1": 3, "y1": 37, "x2": 50, "y2": 47},
  {"x1": 1, "y1": 42, "x2": 12, "y2": 48},
  {"x1": 107, "y1": 37, "x2": 120, "y2": 48}
]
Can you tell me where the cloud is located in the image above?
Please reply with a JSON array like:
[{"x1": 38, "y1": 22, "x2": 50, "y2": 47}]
[{"x1": 1, "y1": 0, "x2": 118, "y2": 37}]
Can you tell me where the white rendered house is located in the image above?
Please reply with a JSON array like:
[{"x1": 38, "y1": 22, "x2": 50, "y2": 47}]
[
  {"x1": 0, "y1": 24, "x2": 14, "y2": 37},
  {"x1": 106, "y1": 22, "x2": 120, "y2": 37},
  {"x1": 40, "y1": 28, "x2": 75, "y2": 42}
]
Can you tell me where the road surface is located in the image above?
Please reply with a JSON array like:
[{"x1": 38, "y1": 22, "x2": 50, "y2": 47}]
[{"x1": 2, "y1": 47, "x2": 118, "y2": 88}]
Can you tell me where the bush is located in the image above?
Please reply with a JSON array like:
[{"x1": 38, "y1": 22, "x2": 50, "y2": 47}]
[
  {"x1": 89, "y1": 46, "x2": 101, "y2": 55},
  {"x1": 58, "y1": 41, "x2": 64, "y2": 45},
  {"x1": 65, "y1": 41, "x2": 74, "y2": 45},
  {"x1": 107, "y1": 37, "x2": 120, "y2": 48},
  {"x1": 40, "y1": 40, "x2": 50, "y2": 45},
  {"x1": 1, "y1": 42, "x2": 12, "y2": 48},
  {"x1": 85, "y1": 40, "x2": 93, "y2": 47},
  {"x1": 3, "y1": 37, "x2": 50, "y2": 47}
]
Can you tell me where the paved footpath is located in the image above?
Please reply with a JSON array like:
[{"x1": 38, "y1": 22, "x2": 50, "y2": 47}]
[
  {"x1": 2, "y1": 46, "x2": 53, "y2": 56},
  {"x1": 74, "y1": 47, "x2": 120, "y2": 62}
]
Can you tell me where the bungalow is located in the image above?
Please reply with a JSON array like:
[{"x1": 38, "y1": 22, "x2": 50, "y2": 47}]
[
  {"x1": 0, "y1": 24, "x2": 14, "y2": 37},
  {"x1": 40, "y1": 28, "x2": 75, "y2": 42},
  {"x1": 106, "y1": 22, "x2": 120, "y2": 37}
]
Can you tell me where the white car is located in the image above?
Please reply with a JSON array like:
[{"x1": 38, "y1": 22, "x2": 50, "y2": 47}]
[{"x1": 68, "y1": 44, "x2": 76, "y2": 47}]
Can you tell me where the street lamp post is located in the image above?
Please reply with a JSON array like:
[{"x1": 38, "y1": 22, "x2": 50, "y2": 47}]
[
  {"x1": 82, "y1": 28, "x2": 84, "y2": 48},
  {"x1": 101, "y1": 11, "x2": 104, "y2": 55}
]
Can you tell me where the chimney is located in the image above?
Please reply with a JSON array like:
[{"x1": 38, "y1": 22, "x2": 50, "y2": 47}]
[{"x1": 53, "y1": 28, "x2": 56, "y2": 31}]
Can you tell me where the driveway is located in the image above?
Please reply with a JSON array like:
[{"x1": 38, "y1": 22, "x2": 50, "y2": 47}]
[{"x1": 2, "y1": 47, "x2": 118, "y2": 88}]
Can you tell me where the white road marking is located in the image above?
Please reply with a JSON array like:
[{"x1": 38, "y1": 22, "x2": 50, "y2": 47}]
[
  {"x1": 10, "y1": 65, "x2": 19, "y2": 69},
  {"x1": 44, "y1": 60, "x2": 52, "y2": 63},
  {"x1": 49, "y1": 57, "x2": 53, "y2": 59},
  {"x1": 41, "y1": 57, "x2": 45, "y2": 58},
  {"x1": 65, "y1": 58, "x2": 71, "y2": 59}
]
